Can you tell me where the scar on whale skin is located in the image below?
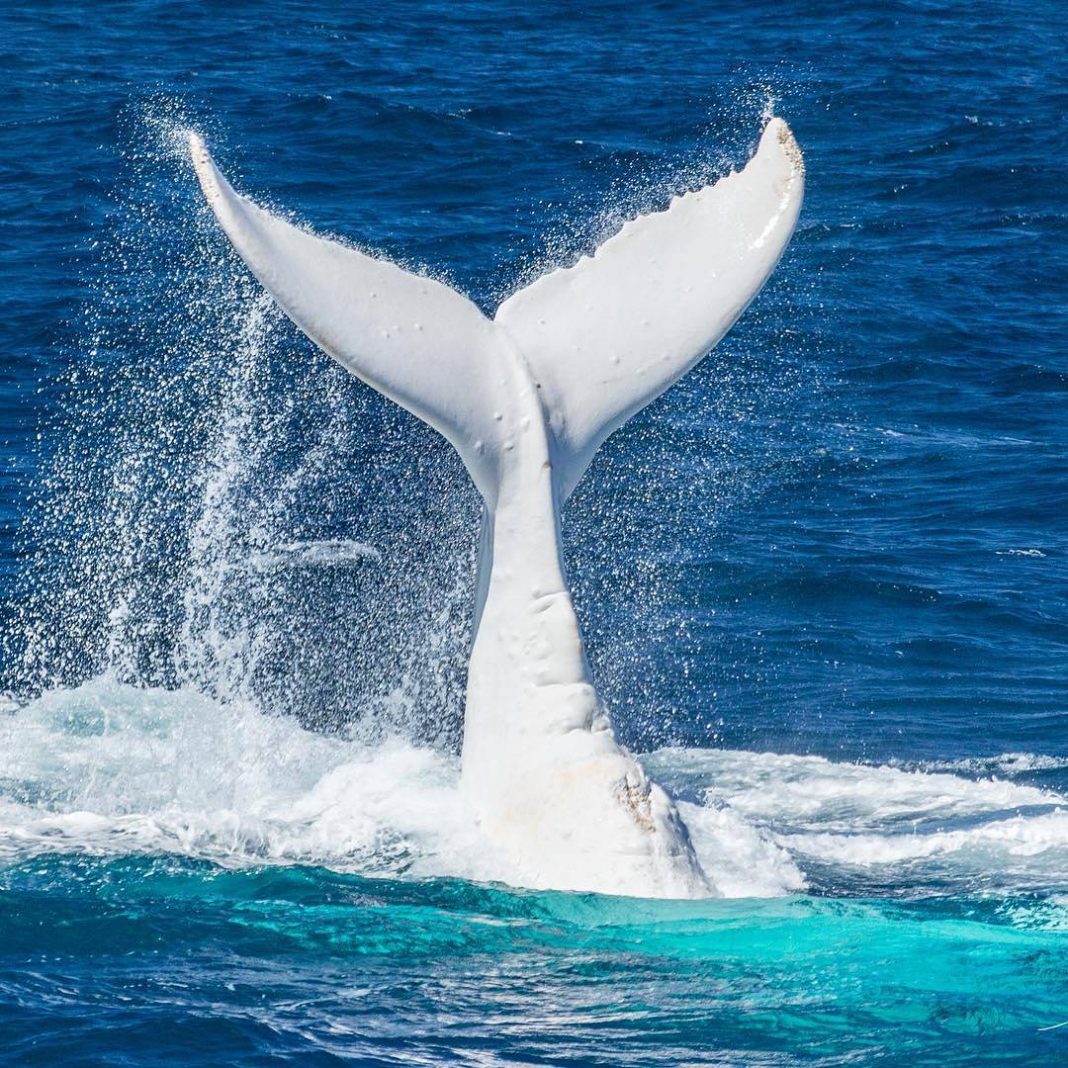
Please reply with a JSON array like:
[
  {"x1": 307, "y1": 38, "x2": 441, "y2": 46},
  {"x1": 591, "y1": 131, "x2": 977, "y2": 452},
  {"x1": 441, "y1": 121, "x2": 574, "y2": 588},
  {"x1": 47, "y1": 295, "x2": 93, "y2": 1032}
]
[{"x1": 187, "y1": 118, "x2": 803, "y2": 899}]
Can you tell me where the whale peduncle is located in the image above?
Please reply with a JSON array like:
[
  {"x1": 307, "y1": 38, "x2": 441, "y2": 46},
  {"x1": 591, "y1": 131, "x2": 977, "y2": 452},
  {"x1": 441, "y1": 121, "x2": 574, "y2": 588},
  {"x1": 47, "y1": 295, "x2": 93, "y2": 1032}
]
[{"x1": 460, "y1": 345, "x2": 711, "y2": 895}]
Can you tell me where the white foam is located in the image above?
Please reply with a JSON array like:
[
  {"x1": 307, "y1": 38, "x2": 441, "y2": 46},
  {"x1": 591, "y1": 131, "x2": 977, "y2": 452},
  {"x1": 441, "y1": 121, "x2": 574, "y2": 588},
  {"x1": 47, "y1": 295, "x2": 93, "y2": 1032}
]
[
  {"x1": 0, "y1": 679, "x2": 801, "y2": 897},
  {"x1": 679, "y1": 802, "x2": 806, "y2": 897},
  {"x1": 645, "y1": 746, "x2": 1068, "y2": 892},
  {"x1": 644, "y1": 746, "x2": 1061, "y2": 833},
  {"x1": 782, "y1": 810, "x2": 1068, "y2": 884},
  {"x1": 0, "y1": 678, "x2": 493, "y2": 883},
  {"x1": 4, "y1": 680, "x2": 1066, "y2": 898},
  {"x1": 906, "y1": 752, "x2": 1068, "y2": 776}
]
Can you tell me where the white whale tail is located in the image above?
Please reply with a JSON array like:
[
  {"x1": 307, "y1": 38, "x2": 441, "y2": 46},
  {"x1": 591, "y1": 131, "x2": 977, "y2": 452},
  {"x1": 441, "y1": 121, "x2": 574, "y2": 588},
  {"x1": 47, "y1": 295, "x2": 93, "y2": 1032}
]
[{"x1": 189, "y1": 120, "x2": 804, "y2": 898}]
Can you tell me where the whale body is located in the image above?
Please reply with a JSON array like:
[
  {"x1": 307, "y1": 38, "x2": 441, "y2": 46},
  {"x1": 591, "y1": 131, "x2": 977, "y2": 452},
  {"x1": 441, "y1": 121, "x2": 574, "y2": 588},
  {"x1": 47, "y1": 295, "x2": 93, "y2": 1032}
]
[{"x1": 188, "y1": 119, "x2": 804, "y2": 898}]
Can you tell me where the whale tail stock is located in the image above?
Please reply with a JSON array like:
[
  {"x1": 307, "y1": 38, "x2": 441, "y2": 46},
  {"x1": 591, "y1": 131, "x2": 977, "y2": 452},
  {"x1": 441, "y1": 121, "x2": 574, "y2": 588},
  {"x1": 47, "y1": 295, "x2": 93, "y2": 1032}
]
[{"x1": 189, "y1": 120, "x2": 804, "y2": 897}]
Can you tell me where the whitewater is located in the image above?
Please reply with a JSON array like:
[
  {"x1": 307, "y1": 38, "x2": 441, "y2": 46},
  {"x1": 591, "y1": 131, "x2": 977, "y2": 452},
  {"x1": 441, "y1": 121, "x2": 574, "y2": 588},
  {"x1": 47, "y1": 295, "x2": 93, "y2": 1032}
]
[{"x1": 4, "y1": 676, "x2": 1066, "y2": 903}]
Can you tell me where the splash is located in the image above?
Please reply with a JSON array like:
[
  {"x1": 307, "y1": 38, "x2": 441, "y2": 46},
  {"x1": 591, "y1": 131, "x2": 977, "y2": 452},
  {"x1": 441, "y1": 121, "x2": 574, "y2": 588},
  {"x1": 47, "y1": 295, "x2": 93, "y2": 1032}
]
[
  {"x1": 0, "y1": 677, "x2": 792, "y2": 896},
  {"x1": 9, "y1": 104, "x2": 475, "y2": 747},
  {"x1": 646, "y1": 748, "x2": 1068, "y2": 895},
  {"x1": 11, "y1": 105, "x2": 1030, "y2": 901},
  {"x1": 2, "y1": 677, "x2": 1066, "y2": 900}
]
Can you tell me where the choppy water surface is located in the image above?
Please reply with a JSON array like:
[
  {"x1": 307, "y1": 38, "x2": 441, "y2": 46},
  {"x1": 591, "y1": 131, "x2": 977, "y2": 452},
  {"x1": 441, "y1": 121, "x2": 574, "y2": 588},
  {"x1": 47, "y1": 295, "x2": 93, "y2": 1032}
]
[{"x1": 1, "y1": 1, "x2": 1066, "y2": 1064}]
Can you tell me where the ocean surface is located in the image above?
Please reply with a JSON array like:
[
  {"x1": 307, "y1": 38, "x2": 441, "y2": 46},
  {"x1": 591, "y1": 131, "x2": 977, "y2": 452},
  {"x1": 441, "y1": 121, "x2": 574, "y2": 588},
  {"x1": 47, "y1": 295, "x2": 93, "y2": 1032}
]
[{"x1": 2, "y1": 1, "x2": 1067, "y2": 1064}]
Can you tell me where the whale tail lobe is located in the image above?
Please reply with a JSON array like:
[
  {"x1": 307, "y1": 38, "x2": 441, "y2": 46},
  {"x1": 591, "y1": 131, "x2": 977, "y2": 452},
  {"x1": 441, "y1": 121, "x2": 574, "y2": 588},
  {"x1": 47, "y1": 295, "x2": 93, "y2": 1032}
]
[{"x1": 188, "y1": 120, "x2": 803, "y2": 503}]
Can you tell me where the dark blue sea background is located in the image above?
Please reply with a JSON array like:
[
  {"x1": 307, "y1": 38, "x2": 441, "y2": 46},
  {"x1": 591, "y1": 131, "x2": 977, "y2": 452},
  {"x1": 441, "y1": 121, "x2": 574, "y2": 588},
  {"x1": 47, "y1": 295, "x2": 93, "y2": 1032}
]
[{"x1": 2, "y1": 1, "x2": 1067, "y2": 1064}]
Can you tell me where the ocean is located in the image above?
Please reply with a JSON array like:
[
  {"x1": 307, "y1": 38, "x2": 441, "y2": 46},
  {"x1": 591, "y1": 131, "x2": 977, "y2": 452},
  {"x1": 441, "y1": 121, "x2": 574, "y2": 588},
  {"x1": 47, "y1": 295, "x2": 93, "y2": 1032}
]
[{"x1": 1, "y1": 1, "x2": 1066, "y2": 1063}]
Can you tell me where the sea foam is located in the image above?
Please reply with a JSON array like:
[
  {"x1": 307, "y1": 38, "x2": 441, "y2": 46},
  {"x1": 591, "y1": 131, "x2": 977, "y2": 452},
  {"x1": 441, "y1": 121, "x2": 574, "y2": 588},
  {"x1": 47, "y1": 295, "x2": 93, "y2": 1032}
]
[{"x1": 2, "y1": 678, "x2": 1064, "y2": 899}]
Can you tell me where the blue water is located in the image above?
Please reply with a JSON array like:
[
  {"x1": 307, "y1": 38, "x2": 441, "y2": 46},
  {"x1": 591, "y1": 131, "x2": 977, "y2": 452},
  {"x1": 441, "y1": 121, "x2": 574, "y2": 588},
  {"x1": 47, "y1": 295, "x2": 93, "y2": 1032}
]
[{"x1": 2, "y1": 1, "x2": 1067, "y2": 1064}]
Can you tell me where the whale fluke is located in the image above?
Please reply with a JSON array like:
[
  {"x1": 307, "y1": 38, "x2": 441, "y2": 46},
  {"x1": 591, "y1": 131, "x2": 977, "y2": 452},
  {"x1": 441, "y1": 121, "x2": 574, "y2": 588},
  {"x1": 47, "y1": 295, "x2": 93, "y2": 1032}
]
[{"x1": 189, "y1": 120, "x2": 803, "y2": 898}]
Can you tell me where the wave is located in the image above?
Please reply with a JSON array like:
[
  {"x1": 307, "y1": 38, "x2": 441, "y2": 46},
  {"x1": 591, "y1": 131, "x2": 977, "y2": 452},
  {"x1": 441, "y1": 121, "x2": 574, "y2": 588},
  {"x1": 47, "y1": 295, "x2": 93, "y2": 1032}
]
[
  {"x1": 644, "y1": 746, "x2": 1067, "y2": 894},
  {"x1": 644, "y1": 747, "x2": 1062, "y2": 830},
  {"x1": 783, "y1": 809, "x2": 1068, "y2": 869},
  {"x1": 3, "y1": 678, "x2": 1066, "y2": 900},
  {"x1": 905, "y1": 752, "x2": 1068, "y2": 776}
]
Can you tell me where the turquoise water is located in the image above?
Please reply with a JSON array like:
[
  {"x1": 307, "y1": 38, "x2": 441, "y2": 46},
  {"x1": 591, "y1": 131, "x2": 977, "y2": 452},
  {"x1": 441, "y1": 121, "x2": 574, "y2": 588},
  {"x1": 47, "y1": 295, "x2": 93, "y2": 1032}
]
[
  {"x1": 2, "y1": 0, "x2": 1067, "y2": 1063},
  {"x1": 3, "y1": 855, "x2": 1067, "y2": 1064}
]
